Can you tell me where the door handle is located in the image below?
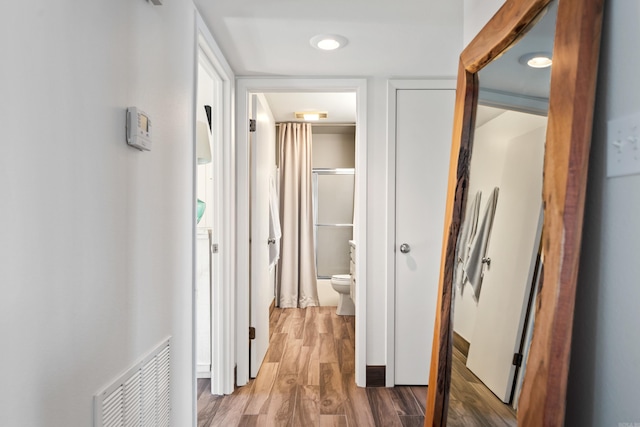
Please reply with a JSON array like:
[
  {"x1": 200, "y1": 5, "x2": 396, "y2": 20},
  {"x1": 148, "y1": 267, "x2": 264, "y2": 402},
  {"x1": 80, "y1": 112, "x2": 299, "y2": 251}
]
[{"x1": 399, "y1": 243, "x2": 411, "y2": 254}]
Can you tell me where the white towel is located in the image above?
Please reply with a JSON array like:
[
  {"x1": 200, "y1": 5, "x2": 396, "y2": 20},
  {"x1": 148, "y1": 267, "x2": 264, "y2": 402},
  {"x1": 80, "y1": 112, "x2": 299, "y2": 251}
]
[
  {"x1": 464, "y1": 187, "x2": 499, "y2": 301},
  {"x1": 268, "y1": 173, "x2": 282, "y2": 271},
  {"x1": 454, "y1": 190, "x2": 482, "y2": 294}
]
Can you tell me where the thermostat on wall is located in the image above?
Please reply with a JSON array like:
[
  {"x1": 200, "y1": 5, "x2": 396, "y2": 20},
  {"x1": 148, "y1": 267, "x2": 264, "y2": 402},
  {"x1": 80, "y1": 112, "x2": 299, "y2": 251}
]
[{"x1": 126, "y1": 107, "x2": 152, "y2": 151}]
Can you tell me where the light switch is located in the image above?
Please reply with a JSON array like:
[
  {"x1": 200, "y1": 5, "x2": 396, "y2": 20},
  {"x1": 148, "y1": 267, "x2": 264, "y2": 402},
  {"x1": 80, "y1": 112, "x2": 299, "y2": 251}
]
[{"x1": 607, "y1": 112, "x2": 640, "y2": 178}]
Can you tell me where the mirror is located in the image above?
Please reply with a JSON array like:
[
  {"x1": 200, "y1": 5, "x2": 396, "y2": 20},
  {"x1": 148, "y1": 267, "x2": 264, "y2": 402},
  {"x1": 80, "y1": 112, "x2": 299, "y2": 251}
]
[
  {"x1": 425, "y1": 0, "x2": 604, "y2": 425},
  {"x1": 448, "y1": 3, "x2": 556, "y2": 425}
]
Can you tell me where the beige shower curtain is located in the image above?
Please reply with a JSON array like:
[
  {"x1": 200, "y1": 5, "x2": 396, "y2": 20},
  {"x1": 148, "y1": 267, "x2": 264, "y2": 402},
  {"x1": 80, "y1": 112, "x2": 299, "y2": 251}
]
[{"x1": 276, "y1": 123, "x2": 319, "y2": 308}]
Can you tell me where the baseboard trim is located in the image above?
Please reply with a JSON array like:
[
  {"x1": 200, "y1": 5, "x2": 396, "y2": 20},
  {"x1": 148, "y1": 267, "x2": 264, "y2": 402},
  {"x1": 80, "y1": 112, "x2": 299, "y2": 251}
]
[
  {"x1": 453, "y1": 331, "x2": 470, "y2": 358},
  {"x1": 197, "y1": 364, "x2": 211, "y2": 379},
  {"x1": 366, "y1": 365, "x2": 386, "y2": 387}
]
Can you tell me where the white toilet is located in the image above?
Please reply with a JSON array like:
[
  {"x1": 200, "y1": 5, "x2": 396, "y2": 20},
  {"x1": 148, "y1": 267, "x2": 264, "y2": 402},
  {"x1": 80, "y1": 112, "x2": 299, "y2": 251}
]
[{"x1": 331, "y1": 274, "x2": 355, "y2": 316}]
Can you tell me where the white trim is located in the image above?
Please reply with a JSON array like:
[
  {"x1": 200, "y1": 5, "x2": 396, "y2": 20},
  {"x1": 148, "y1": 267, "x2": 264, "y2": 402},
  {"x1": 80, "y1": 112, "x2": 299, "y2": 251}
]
[
  {"x1": 195, "y1": 11, "x2": 236, "y2": 400},
  {"x1": 236, "y1": 77, "x2": 368, "y2": 387},
  {"x1": 190, "y1": 22, "x2": 198, "y2": 427},
  {"x1": 386, "y1": 78, "x2": 456, "y2": 387}
]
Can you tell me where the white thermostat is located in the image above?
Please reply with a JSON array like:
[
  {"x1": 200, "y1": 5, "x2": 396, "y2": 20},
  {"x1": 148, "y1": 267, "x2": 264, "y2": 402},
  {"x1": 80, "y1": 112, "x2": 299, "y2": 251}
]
[{"x1": 126, "y1": 107, "x2": 152, "y2": 151}]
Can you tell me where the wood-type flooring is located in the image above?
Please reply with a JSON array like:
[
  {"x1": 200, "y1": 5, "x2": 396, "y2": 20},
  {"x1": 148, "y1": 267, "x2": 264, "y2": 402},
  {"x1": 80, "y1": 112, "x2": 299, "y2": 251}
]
[
  {"x1": 197, "y1": 305, "x2": 516, "y2": 426},
  {"x1": 447, "y1": 345, "x2": 517, "y2": 426}
]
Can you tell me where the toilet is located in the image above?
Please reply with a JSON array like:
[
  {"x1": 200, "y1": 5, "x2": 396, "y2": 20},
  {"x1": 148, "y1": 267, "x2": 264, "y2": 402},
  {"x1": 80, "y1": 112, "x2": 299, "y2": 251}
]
[{"x1": 331, "y1": 274, "x2": 355, "y2": 315}]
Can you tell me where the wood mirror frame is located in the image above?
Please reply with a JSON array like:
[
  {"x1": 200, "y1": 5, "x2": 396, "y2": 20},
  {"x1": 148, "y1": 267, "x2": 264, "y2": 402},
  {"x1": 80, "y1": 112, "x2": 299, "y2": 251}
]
[{"x1": 424, "y1": 0, "x2": 604, "y2": 425}]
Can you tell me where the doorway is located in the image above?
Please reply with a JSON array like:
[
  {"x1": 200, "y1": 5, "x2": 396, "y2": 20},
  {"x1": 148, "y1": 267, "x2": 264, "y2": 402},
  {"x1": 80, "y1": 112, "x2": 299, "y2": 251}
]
[
  {"x1": 236, "y1": 78, "x2": 368, "y2": 387},
  {"x1": 193, "y1": 19, "x2": 236, "y2": 397}
]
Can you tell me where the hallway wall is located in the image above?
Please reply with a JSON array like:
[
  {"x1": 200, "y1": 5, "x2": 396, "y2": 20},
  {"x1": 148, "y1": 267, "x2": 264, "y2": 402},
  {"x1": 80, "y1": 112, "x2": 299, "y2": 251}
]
[{"x1": 0, "y1": 1, "x2": 197, "y2": 425}]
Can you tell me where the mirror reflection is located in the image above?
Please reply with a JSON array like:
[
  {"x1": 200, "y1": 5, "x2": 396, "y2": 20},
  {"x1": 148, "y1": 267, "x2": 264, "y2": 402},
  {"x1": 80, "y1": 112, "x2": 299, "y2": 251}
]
[{"x1": 447, "y1": 2, "x2": 557, "y2": 425}]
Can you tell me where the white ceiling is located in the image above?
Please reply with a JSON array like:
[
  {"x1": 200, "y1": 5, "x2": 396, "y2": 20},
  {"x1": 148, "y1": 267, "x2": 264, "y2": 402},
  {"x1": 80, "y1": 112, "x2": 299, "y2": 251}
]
[
  {"x1": 194, "y1": 0, "x2": 463, "y2": 123},
  {"x1": 194, "y1": 0, "x2": 464, "y2": 77},
  {"x1": 264, "y1": 92, "x2": 356, "y2": 123},
  {"x1": 194, "y1": 0, "x2": 556, "y2": 122}
]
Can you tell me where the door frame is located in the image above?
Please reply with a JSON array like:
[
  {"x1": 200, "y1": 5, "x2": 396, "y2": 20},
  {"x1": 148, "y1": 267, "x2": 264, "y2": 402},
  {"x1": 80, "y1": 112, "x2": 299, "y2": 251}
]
[
  {"x1": 236, "y1": 77, "x2": 368, "y2": 387},
  {"x1": 193, "y1": 12, "x2": 236, "y2": 402},
  {"x1": 386, "y1": 79, "x2": 455, "y2": 386}
]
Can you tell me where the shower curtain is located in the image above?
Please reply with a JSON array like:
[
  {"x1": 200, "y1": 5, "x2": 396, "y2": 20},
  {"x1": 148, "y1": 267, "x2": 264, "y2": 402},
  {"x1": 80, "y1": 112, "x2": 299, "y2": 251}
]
[{"x1": 276, "y1": 123, "x2": 319, "y2": 308}]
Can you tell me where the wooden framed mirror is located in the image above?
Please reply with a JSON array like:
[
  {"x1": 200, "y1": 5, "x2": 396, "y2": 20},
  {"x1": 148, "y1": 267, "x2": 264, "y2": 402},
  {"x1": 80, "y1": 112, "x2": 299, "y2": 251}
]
[{"x1": 425, "y1": 0, "x2": 604, "y2": 425}]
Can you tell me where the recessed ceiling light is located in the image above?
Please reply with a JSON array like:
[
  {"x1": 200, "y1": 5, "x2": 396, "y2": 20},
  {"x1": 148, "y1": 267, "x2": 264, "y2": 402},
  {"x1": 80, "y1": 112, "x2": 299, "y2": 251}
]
[
  {"x1": 519, "y1": 52, "x2": 553, "y2": 68},
  {"x1": 310, "y1": 34, "x2": 348, "y2": 51}
]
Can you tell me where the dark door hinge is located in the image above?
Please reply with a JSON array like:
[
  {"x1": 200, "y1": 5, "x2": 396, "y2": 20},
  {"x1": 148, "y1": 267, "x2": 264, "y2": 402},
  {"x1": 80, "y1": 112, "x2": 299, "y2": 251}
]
[
  {"x1": 249, "y1": 119, "x2": 256, "y2": 132},
  {"x1": 249, "y1": 326, "x2": 256, "y2": 340},
  {"x1": 512, "y1": 352, "x2": 523, "y2": 367}
]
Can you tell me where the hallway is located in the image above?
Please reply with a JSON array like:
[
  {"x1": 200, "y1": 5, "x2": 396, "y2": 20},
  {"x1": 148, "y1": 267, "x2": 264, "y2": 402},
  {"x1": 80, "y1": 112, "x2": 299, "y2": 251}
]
[
  {"x1": 197, "y1": 306, "x2": 428, "y2": 426},
  {"x1": 197, "y1": 305, "x2": 516, "y2": 426}
]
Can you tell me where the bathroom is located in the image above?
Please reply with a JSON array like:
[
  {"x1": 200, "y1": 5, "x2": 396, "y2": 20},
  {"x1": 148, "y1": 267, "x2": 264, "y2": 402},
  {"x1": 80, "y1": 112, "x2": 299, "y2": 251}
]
[{"x1": 264, "y1": 92, "x2": 358, "y2": 315}]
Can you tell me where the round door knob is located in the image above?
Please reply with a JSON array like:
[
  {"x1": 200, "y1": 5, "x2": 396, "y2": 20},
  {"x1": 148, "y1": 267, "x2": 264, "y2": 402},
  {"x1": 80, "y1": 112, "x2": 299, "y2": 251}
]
[{"x1": 400, "y1": 243, "x2": 411, "y2": 254}]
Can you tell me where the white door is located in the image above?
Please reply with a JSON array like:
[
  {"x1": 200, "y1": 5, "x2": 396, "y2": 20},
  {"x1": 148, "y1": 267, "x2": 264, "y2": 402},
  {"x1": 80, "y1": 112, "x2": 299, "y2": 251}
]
[
  {"x1": 250, "y1": 94, "x2": 276, "y2": 378},
  {"x1": 196, "y1": 229, "x2": 211, "y2": 377},
  {"x1": 466, "y1": 126, "x2": 545, "y2": 402},
  {"x1": 395, "y1": 89, "x2": 454, "y2": 385}
]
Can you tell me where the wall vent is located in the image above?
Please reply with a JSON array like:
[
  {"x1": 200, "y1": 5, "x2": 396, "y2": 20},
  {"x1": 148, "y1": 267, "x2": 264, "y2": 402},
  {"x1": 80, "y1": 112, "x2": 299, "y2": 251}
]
[{"x1": 94, "y1": 337, "x2": 171, "y2": 427}]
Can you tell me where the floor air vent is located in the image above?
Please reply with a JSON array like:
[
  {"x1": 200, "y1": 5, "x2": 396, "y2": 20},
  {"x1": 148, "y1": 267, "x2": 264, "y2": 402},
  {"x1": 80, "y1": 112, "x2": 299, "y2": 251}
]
[{"x1": 94, "y1": 338, "x2": 171, "y2": 427}]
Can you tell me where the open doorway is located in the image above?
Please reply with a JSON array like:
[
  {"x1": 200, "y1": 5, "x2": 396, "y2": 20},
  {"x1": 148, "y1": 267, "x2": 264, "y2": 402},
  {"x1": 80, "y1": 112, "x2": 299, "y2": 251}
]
[
  {"x1": 249, "y1": 93, "x2": 357, "y2": 378},
  {"x1": 193, "y1": 17, "x2": 236, "y2": 401},
  {"x1": 195, "y1": 47, "x2": 220, "y2": 383},
  {"x1": 236, "y1": 78, "x2": 368, "y2": 388}
]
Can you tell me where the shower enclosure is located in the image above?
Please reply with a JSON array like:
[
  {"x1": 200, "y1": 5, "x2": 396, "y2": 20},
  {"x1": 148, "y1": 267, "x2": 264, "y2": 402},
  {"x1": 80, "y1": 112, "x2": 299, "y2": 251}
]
[{"x1": 312, "y1": 168, "x2": 355, "y2": 279}]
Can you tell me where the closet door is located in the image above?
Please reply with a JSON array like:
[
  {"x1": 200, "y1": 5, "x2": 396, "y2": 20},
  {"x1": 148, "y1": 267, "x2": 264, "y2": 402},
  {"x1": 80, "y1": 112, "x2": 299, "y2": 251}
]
[{"x1": 395, "y1": 89, "x2": 454, "y2": 385}]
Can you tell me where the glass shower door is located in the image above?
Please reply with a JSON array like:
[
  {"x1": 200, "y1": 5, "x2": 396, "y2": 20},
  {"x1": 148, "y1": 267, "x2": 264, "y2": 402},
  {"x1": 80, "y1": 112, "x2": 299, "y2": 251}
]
[{"x1": 313, "y1": 169, "x2": 355, "y2": 279}]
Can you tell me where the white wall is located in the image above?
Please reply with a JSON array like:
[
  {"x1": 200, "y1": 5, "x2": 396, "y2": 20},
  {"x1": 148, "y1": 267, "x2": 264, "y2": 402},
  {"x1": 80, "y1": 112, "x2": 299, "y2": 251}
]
[
  {"x1": 565, "y1": 1, "x2": 640, "y2": 425},
  {"x1": 463, "y1": 0, "x2": 503, "y2": 46},
  {"x1": 0, "y1": 1, "x2": 196, "y2": 425},
  {"x1": 366, "y1": 77, "x2": 392, "y2": 364}
]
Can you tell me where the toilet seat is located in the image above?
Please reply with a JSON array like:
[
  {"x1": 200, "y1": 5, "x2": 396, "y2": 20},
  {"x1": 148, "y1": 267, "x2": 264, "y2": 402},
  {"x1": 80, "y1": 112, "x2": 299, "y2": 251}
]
[{"x1": 331, "y1": 274, "x2": 351, "y2": 285}]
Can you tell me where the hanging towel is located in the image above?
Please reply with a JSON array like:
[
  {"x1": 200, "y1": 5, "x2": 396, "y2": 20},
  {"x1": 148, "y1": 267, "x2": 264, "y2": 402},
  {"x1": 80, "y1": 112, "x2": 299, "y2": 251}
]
[
  {"x1": 268, "y1": 172, "x2": 282, "y2": 271},
  {"x1": 454, "y1": 190, "x2": 482, "y2": 294},
  {"x1": 464, "y1": 187, "x2": 499, "y2": 301}
]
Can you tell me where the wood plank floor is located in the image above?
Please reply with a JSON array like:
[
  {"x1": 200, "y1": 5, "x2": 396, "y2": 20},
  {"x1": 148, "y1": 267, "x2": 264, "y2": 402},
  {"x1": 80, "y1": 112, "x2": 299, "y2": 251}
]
[
  {"x1": 197, "y1": 305, "x2": 516, "y2": 427},
  {"x1": 447, "y1": 345, "x2": 517, "y2": 427}
]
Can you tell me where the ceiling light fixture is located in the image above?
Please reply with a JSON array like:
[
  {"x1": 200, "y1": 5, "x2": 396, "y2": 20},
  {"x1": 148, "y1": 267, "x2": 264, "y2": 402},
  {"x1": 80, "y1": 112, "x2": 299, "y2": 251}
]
[
  {"x1": 310, "y1": 34, "x2": 348, "y2": 51},
  {"x1": 294, "y1": 111, "x2": 328, "y2": 121},
  {"x1": 519, "y1": 52, "x2": 553, "y2": 68}
]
